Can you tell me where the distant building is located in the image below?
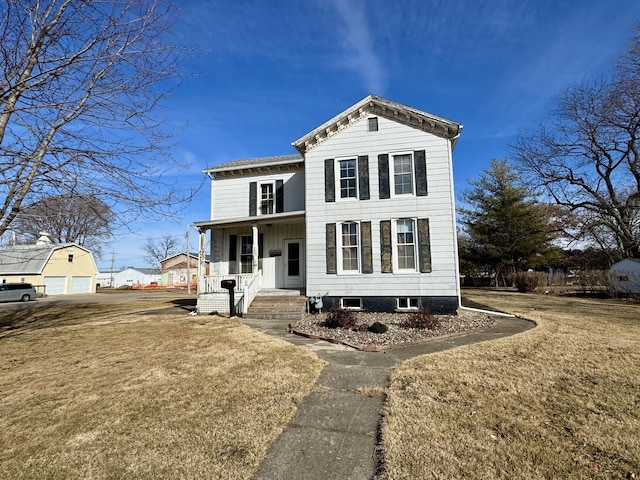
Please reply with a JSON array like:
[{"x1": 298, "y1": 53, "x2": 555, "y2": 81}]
[
  {"x1": 609, "y1": 258, "x2": 640, "y2": 294},
  {"x1": 0, "y1": 233, "x2": 98, "y2": 295},
  {"x1": 98, "y1": 267, "x2": 161, "y2": 289},
  {"x1": 161, "y1": 252, "x2": 210, "y2": 288}
]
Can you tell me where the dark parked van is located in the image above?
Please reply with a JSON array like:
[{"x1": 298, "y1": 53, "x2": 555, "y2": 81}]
[{"x1": 0, "y1": 283, "x2": 37, "y2": 302}]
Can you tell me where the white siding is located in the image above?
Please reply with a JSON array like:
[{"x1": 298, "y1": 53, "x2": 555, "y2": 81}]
[
  {"x1": 305, "y1": 115, "x2": 459, "y2": 298},
  {"x1": 212, "y1": 169, "x2": 304, "y2": 220},
  {"x1": 209, "y1": 222, "x2": 305, "y2": 288}
]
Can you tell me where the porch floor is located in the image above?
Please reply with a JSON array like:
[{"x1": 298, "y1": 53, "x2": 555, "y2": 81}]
[{"x1": 256, "y1": 288, "x2": 305, "y2": 297}]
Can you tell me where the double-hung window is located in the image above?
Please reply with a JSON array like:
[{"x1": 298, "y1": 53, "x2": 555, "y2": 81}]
[
  {"x1": 392, "y1": 153, "x2": 414, "y2": 195},
  {"x1": 339, "y1": 222, "x2": 360, "y2": 273},
  {"x1": 259, "y1": 182, "x2": 274, "y2": 215},
  {"x1": 338, "y1": 158, "x2": 357, "y2": 199},
  {"x1": 395, "y1": 219, "x2": 417, "y2": 271},
  {"x1": 240, "y1": 235, "x2": 252, "y2": 273}
]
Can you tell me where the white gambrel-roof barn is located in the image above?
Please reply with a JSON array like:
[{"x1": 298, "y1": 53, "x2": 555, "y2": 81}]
[{"x1": 609, "y1": 258, "x2": 640, "y2": 294}]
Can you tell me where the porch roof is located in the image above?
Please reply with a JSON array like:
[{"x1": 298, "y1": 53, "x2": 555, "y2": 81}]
[{"x1": 193, "y1": 210, "x2": 305, "y2": 230}]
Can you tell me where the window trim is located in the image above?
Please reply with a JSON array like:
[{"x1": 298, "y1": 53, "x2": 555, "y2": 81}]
[
  {"x1": 389, "y1": 151, "x2": 415, "y2": 197},
  {"x1": 240, "y1": 235, "x2": 253, "y2": 274},
  {"x1": 341, "y1": 297, "x2": 363, "y2": 310},
  {"x1": 391, "y1": 218, "x2": 418, "y2": 273},
  {"x1": 335, "y1": 157, "x2": 358, "y2": 200},
  {"x1": 396, "y1": 297, "x2": 419, "y2": 310},
  {"x1": 258, "y1": 181, "x2": 275, "y2": 215},
  {"x1": 337, "y1": 221, "x2": 361, "y2": 274}
]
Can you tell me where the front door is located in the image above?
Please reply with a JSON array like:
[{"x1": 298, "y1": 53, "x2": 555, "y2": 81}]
[{"x1": 284, "y1": 239, "x2": 304, "y2": 288}]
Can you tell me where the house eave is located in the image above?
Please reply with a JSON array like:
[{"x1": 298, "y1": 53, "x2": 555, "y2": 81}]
[
  {"x1": 293, "y1": 94, "x2": 463, "y2": 155},
  {"x1": 204, "y1": 156, "x2": 304, "y2": 178},
  {"x1": 194, "y1": 211, "x2": 305, "y2": 230}
]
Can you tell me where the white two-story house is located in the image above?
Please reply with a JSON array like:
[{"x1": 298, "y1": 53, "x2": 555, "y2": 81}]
[{"x1": 194, "y1": 95, "x2": 462, "y2": 315}]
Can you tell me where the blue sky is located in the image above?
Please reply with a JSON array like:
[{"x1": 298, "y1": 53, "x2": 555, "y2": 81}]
[{"x1": 99, "y1": 0, "x2": 640, "y2": 271}]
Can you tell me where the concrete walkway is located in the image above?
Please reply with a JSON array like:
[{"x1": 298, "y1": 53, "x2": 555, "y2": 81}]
[{"x1": 242, "y1": 315, "x2": 534, "y2": 480}]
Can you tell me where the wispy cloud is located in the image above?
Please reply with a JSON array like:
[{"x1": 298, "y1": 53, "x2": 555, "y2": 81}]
[{"x1": 325, "y1": 0, "x2": 386, "y2": 94}]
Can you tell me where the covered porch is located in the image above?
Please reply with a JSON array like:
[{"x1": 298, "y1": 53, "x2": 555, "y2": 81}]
[{"x1": 194, "y1": 211, "x2": 305, "y2": 314}]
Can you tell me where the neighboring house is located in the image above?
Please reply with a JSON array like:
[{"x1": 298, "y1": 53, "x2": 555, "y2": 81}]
[
  {"x1": 194, "y1": 95, "x2": 462, "y2": 314},
  {"x1": 109, "y1": 267, "x2": 161, "y2": 288},
  {"x1": 96, "y1": 270, "x2": 116, "y2": 288},
  {"x1": 0, "y1": 235, "x2": 98, "y2": 295},
  {"x1": 161, "y1": 252, "x2": 210, "y2": 288},
  {"x1": 609, "y1": 258, "x2": 640, "y2": 294}
]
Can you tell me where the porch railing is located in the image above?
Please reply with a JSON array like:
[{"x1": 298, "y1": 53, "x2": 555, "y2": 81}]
[
  {"x1": 199, "y1": 273, "x2": 257, "y2": 293},
  {"x1": 198, "y1": 271, "x2": 262, "y2": 314}
]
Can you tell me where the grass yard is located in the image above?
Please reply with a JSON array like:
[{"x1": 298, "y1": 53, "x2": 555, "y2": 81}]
[
  {"x1": 0, "y1": 295, "x2": 324, "y2": 480},
  {"x1": 380, "y1": 289, "x2": 640, "y2": 480}
]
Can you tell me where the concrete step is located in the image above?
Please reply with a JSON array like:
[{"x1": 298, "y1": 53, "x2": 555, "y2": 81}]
[{"x1": 246, "y1": 295, "x2": 307, "y2": 320}]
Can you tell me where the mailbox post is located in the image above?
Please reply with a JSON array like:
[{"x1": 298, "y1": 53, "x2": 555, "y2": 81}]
[{"x1": 220, "y1": 279, "x2": 236, "y2": 317}]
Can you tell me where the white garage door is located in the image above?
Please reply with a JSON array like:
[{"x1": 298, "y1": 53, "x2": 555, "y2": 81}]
[
  {"x1": 71, "y1": 276, "x2": 92, "y2": 294},
  {"x1": 44, "y1": 276, "x2": 67, "y2": 295}
]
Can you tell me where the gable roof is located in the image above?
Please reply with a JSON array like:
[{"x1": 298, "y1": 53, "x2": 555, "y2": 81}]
[
  {"x1": 0, "y1": 243, "x2": 92, "y2": 275},
  {"x1": 161, "y1": 251, "x2": 211, "y2": 263},
  {"x1": 292, "y1": 94, "x2": 463, "y2": 155}
]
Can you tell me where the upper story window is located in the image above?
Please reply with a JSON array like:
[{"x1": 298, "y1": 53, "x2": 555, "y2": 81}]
[
  {"x1": 378, "y1": 150, "x2": 427, "y2": 200},
  {"x1": 392, "y1": 153, "x2": 414, "y2": 195},
  {"x1": 260, "y1": 182, "x2": 274, "y2": 215},
  {"x1": 368, "y1": 117, "x2": 378, "y2": 132},
  {"x1": 338, "y1": 159, "x2": 357, "y2": 199},
  {"x1": 249, "y1": 179, "x2": 283, "y2": 217},
  {"x1": 324, "y1": 156, "x2": 370, "y2": 202},
  {"x1": 68, "y1": 254, "x2": 74, "y2": 263}
]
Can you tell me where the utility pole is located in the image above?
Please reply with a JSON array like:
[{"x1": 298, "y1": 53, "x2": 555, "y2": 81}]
[
  {"x1": 110, "y1": 250, "x2": 115, "y2": 288},
  {"x1": 186, "y1": 225, "x2": 191, "y2": 294}
]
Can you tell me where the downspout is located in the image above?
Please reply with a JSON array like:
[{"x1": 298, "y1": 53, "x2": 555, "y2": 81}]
[{"x1": 448, "y1": 130, "x2": 514, "y2": 318}]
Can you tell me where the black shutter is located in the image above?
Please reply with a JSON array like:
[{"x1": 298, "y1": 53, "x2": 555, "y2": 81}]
[
  {"x1": 380, "y1": 220, "x2": 392, "y2": 273},
  {"x1": 415, "y1": 150, "x2": 428, "y2": 196},
  {"x1": 378, "y1": 154, "x2": 390, "y2": 199},
  {"x1": 326, "y1": 223, "x2": 337, "y2": 274},
  {"x1": 358, "y1": 155, "x2": 370, "y2": 200},
  {"x1": 228, "y1": 234, "x2": 237, "y2": 274},
  {"x1": 275, "y1": 179, "x2": 284, "y2": 213},
  {"x1": 324, "y1": 159, "x2": 335, "y2": 202},
  {"x1": 361, "y1": 221, "x2": 373, "y2": 274},
  {"x1": 249, "y1": 182, "x2": 257, "y2": 216},
  {"x1": 417, "y1": 218, "x2": 432, "y2": 273}
]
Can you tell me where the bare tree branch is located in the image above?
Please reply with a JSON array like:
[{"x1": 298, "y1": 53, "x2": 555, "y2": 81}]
[
  {"x1": 0, "y1": 0, "x2": 195, "y2": 239},
  {"x1": 512, "y1": 25, "x2": 640, "y2": 259}
]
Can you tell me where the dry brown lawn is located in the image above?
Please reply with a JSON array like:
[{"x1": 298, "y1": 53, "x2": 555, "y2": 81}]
[
  {"x1": 380, "y1": 289, "x2": 640, "y2": 480},
  {"x1": 0, "y1": 295, "x2": 324, "y2": 480}
]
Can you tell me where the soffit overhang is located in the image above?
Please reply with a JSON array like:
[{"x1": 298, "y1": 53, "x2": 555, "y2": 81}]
[
  {"x1": 205, "y1": 155, "x2": 304, "y2": 179},
  {"x1": 193, "y1": 211, "x2": 305, "y2": 230}
]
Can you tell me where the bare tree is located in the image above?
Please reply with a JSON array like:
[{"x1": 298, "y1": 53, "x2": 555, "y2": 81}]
[
  {"x1": 512, "y1": 25, "x2": 640, "y2": 259},
  {"x1": 144, "y1": 234, "x2": 179, "y2": 269},
  {"x1": 0, "y1": 0, "x2": 193, "y2": 239},
  {"x1": 11, "y1": 194, "x2": 113, "y2": 256}
]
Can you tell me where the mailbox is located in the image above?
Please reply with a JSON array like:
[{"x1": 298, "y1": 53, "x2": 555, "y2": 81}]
[
  {"x1": 220, "y1": 279, "x2": 237, "y2": 317},
  {"x1": 221, "y1": 279, "x2": 236, "y2": 290}
]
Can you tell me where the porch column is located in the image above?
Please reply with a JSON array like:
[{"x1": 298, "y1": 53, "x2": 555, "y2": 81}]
[
  {"x1": 197, "y1": 227, "x2": 206, "y2": 295},
  {"x1": 252, "y1": 225, "x2": 259, "y2": 274}
]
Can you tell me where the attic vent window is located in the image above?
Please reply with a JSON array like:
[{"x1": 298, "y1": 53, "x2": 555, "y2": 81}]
[
  {"x1": 368, "y1": 117, "x2": 378, "y2": 132},
  {"x1": 68, "y1": 254, "x2": 74, "y2": 263}
]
